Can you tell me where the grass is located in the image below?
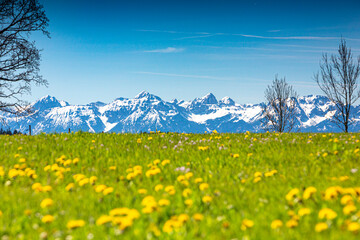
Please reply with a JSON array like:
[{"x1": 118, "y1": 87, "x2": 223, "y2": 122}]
[{"x1": 0, "y1": 132, "x2": 359, "y2": 239}]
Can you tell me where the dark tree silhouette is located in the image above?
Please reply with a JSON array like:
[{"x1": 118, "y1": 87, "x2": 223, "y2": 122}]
[
  {"x1": 0, "y1": 0, "x2": 49, "y2": 114},
  {"x1": 314, "y1": 39, "x2": 360, "y2": 133},
  {"x1": 261, "y1": 75, "x2": 298, "y2": 132}
]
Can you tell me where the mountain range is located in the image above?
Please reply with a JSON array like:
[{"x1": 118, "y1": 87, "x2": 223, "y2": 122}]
[{"x1": 1, "y1": 91, "x2": 359, "y2": 134}]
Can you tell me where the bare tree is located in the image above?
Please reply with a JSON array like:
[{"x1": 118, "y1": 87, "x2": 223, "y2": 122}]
[
  {"x1": 314, "y1": 39, "x2": 360, "y2": 133},
  {"x1": 0, "y1": 0, "x2": 49, "y2": 114},
  {"x1": 261, "y1": 75, "x2": 298, "y2": 132}
]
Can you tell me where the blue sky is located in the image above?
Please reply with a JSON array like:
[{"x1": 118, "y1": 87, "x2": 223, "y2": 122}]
[{"x1": 29, "y1": 0, "x2": 360, "y2": 104}]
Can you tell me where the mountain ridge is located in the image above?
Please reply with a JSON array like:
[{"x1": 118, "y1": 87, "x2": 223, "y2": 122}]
[{"x1": 1, "y1": 92, "x2": 359, "y2": 134}]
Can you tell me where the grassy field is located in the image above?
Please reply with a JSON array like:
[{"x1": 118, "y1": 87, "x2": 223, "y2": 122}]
[{"x1": 0, "y1": 132, "x2": 359, "y2": 239}]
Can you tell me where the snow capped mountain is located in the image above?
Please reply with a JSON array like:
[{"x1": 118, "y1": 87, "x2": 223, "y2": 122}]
[{"x1": 0, "y1": 92, "x2": 358, "y2": 134}]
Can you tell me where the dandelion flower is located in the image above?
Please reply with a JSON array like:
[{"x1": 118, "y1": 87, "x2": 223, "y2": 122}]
[
  {"x1": 42, "y1": 215, "x2": 54, "y2": 223},
  {"x1": 315, "y1": 222, "x2": 328, "y2": 232},
  {"x1": 193, "y1": 213, "x2": 204, "y2": 221},
  {"x1": 318, "y1": 208, "x2": 337, "y2": 220},
  {"x1": 67, "y1": 220, "x2": 85, "y2": 229},
  {"x1": 271, "y1": 220, "x2": 283, "y2": 229},
  {"x1": 40, "y1": 198, "x2": 54, "y2": 209}
]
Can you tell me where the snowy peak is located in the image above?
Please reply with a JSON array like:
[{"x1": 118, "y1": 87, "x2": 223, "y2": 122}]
[
  {"x1": 32, "y1": 95, "x2": 67, "y2": 111},
  {"x1": 191, "y1": 93, "x2": 218, "y2": 107},
  {"x1": 219, "y1": 96, "x2": 235, "y2": 106},
  {"x1": 200, "y1": 93, "x2": 218, "y2": 104},
  {"x1": 134, "y1": 91, "x2": 162, "y2": 101},
  {"x1": 1, "y1": 92, "x2": 358, "y2": 134}
]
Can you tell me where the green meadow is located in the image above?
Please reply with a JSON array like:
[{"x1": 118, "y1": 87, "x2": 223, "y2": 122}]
[{"x1": 0, "y1": 132, "x2": 359, "y2": 239}]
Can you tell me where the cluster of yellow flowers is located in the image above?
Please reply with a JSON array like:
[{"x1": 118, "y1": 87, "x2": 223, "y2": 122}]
[{"x1": 282, "y1": 186, "x2": 360, "y2": 233}]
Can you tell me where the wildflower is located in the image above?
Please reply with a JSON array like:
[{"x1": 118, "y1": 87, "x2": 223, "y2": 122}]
[
  {"x1": 318, "y1": 208, "x2": 337, "y2": 220},
  {"x1": 185, "y1": 172, "x2": 193, "y2": 179},
  {"x1": 343, "y1": 205, "x2": 357, "y2": 215},
  {"x1": 182, "y1": 188, "x2": 192, "y2": 198},
  {"x1": 184, "y1": 199, "x2": 193, "y2": 207},
  {"x1": 154, "y1": 184, "x2": 163, "y2": 192},
  {"x1": 193, "y1": 213, "x2": 204, "y2": 221},
  {"x1": 341, "y1": 195, "x2": 353, "y2": 205},
  {"x1": 348, "y1": 222, "x2": 360, "y2": 232},
  {"x1": 233, "y1": 153, "x2": 240, "y2": 158},
  {"x1": 127, "y1": 209, "x2": 140, "y2": 220},
  {"x1": 40, "y1": 198, "x2": 54, "y2": 208},
  {"x1": 110, "y1": 208, "x2": 129, "y2": 216},
  {"x1": 254, "y1": 172, "x2": 262, "y2": 178},
  {"x1": 32, "y1": 183, "x2": 42, "y2": 192},
  {"x1": 42, "y1": 185, "x2": 52, "y2": 192},
  {"x1": 177, "y1": 175, "x2": 185, "y2": 182},
  {"x1": 286, "y1": 219, "x2": 298, "y2": 228},
  {"x1": 298, "y1": 208, "x2": 311, "y2": 217},
  {"x1": 324, "y1": 186, "x2": 340, "y2": 200},
  {"x1": 109, "y1": 166, "x2": 116, "y2": 170},
  {"x1": 89, "y1": 176, "x2": 97, "y2": 184},
  {"x1": 253, "y1": 177, "x2": 261, "y2": 183},
  {"x1": 271, "y1": 220, "x2": 283, "y2": 229},
  {"x1": 137, "y1": 138, "x2": 142, "y2": 143},
  {"x1": 303, "y1": 186, "x2": 317, "y2": 200},
  {"x1": 158, "y1": 199, "x2": 170, "y2": 207},
  {"x1": 78, "y1": 178, "x2": 89, "y2": 186},
  {"x1": 8, "y1": 169, "x2": 18, "y2": 178},
  {"x1": 285, "y1": 188, "x2": 299, "y2": 201},
  {"x1": 96, "y1": 215, "x2": 113, "y2": 225},
  {"x1": 138, "y1": 189, "x2": 147, "y2": 194},
  {"x1": 194, "y1": 178, "x2": 203, "y2": 183},
  {"x1": 202, "y1": 195, "x2": 212, "y2": 203},
  {"x1": 161, "y1": 159, "x2": 170, "y2": 166},
  {"x1": 241, "y1": 219, "x2": 254, "y2": 230},
  {"x1": 42, "y1": 215, "x2": 54, "y2": 223},
  {"x1": 199, "y1": 183, "x2": 209, "y2": 191},
  {"x1": 67, "y1": 220, "x2": 85, "y2": 229},
  {"x1": 164, "y1": 185, "x2": 175, "y2": 195},
  {"x1": 95, "y1": 184, "x2": 107, "y2": 193},
  {"x1": 103, "y1": 187, "x2": 114, "y2": 195},
  {"x1": 118, "y1": 217, "x2": 133, "y2": 230}
]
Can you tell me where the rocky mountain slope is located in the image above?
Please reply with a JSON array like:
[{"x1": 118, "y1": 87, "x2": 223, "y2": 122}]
[{"x1": 1, "y1": 91, "x2": 359, "y2": 134}]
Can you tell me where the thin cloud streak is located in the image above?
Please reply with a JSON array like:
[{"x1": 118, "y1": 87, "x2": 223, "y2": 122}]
[
  {"x1": 136, "y1": 29, "x2": 360, "y2": 41},
  {"x1": 143, "y1": 47, "x2": 184, "y2": 53},
  {"x1": 133, "y1": 71, "x2": 236, "y2": 81}
]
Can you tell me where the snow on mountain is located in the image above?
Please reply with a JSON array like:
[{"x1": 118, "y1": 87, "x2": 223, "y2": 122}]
[{"x1": 0, "y1": 91, "x2": 358, "y2": 134}]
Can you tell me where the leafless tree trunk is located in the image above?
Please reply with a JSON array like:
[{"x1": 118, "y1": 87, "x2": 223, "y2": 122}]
[
  {"x1": 314, "y1": 39, "x2": 360, "y2": 133},
  {"x1": 261, "y1": 75, "x2": 298, "y2": 132},
  {"x1": 0, "y1": 0, "x2": 49, "y2": 115}
]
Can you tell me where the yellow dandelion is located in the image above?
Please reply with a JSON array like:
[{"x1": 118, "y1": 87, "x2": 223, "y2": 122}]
[
  {"x1": 158, "y1": 199, "x2": 170, "y2": 207},
  {"x1": 40, "y1": 198, "x2": 54, "y2": 209},
  {"x1": 193, "y1": 213, "x2": 204, "y2": 221},
  {"x1": 67, "y1": 219, "x2": 85, "y2": 229},
  {"x1": 303, "y1": 186, "x2": 317, "y2": 200},
  {"x1": 298, "y1": 208, "x2": 311, "y2": 217},
  {"x1": 96, "y1": 215, "x2": 113, "y2": 225},
  {"x1": 318, "y1": 208, "x2": 337, "y2": 220},
  {"x1": 202, "y1": 195, "x2": 212, "y2": 203},
  {"x1": 271, "y1": 220, "x2": 283, "y2": 229},
  {"x1": 42, "y1": 215, "x2": 54, "y2": 223},
  {"x1": 199, "y1": 183, "x2": 209, "y2": 191},
  {"x1": 103, "y1": 187, "x2": 114, "y2": 195}
]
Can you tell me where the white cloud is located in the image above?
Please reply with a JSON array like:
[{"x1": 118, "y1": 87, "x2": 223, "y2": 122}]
[{"x1": 143, "y1": 47, "x2": 184, "y2": 53}]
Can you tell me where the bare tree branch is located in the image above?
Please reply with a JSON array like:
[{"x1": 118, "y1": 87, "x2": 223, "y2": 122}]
[
  {"x1": 0, "y1": 0, "x2": 49, "y2": 116},
  {"x1": 261, "y1": 75, "x2": 298, "y2": 132},
  {"x1": 314, "y1": 39, "x2": 360, "y2": 132}
]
